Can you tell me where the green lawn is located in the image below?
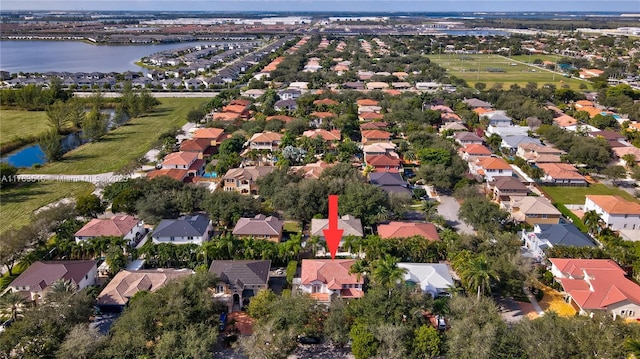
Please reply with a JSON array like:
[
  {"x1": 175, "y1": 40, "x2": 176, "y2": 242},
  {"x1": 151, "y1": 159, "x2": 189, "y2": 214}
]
[
  {"x1": 541, "y1": 183, "x2": 639, "y2": 205},
  {"x1": 0, "y1": 110, "x2": 50, "y2": 147},
  {"x1": 283, "y1": 221, "x2": 302, "y2": 233},
  {"x1": 426, "y1": 54, "x2": 589, "y2": 90},
  {"x1": 0, "y1": 181, "x2": 94, "y2": 236},
  {"x1": 23, "y1": 97, "x2": 208, "y2": 175}
]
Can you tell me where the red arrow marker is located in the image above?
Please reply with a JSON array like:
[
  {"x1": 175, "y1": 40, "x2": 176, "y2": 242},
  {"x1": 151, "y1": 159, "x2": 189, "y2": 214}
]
[{"x1": 323, "y1": 194, "x2": 344, "y2": 260}]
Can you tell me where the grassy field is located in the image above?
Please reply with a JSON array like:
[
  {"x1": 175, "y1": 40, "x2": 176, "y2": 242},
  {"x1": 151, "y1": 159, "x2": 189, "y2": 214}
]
[
  {"x1": 427, "y1": 54, "x2": 589, "y2": 90},
  {"x1": 24, "y1": 97, "x2": 208, "y2": 175},
  {"x1": 0, "y1": 181, "x2": 94, "y2": 236},
  {"x1": 0, "y1": 110, "x2": 50, "y2": 147},
  {"x1": 541, "y1": 183, "x2": 638, "y2": 205}
]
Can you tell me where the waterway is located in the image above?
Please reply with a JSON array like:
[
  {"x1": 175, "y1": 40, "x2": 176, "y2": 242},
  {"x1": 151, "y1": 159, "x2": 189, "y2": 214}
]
[
  {"x1": 1, "y1": 110, "x2": 117, "y2": 168},
  {"x1": 0, "y1": 40, "x2": 214, "y2": 73}
]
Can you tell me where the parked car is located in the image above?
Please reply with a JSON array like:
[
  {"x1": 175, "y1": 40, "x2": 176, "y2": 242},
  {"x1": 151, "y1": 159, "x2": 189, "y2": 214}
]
[{"x1": 436, "y1": 315, "x2": 447, "y2": 331}]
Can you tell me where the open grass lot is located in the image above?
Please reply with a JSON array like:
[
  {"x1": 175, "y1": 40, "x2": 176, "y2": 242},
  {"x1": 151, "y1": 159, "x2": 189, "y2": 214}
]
[
  {"x1": 0, "y1": 110, "x2": 50, "y2": 147},
  {"x1": 541, "y1": 183, "x2": 638, "y2": 205},
  {"x1": 0, "y1": 181, "x2": 94, "y2": 236},
  {"x1": 25, "y1": 97, "x2": 208, "y2": 175},
  {"x1": 426, "y1": 54, "x2": 589, "y2": 90}
]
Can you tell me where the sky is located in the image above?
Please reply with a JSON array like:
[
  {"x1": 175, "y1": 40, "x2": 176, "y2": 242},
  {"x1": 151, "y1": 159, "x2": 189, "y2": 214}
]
[{"x1": 1, "y1": 0, "x2": 639, "y2": 13}]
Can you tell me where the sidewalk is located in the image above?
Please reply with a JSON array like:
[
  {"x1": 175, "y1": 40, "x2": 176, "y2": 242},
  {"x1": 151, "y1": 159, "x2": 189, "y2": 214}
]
[{"x1": 523, "y1": 286, "x2": 544, "y2": 316}]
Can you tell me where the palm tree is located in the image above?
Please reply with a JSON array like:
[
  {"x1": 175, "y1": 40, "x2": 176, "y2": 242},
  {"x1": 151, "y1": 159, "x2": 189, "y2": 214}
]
[
  {"x1": 458, "y1": 255, "x2": 499, "y2": 300},
  {"x1": 0, "y1": 292, "x2": 25, "y2": 320},
  {"x1": 421, "y1": 200, "x2": 440, "y2": 221},
  {"x1": 47, "y1": 279, "x2": 77, "y2": 303},
  {"x1": 622, "y1": 153, "x2": 637, "y2": 170},
  {"x1": 371, "y1": 255, "x2": 407, "y2": 297},
  {"x1": 305, "y1": 235, "x2": 323, "y2": 257},
  {"x1": 625, "y1": 339, "x2": 640, "y2": 358},
  {"x1": 348, "y1": 259, "x2": 370, "y2": 282},
  {"x1": 582, "y1": 210, "x2": 605, "y2": 235}
]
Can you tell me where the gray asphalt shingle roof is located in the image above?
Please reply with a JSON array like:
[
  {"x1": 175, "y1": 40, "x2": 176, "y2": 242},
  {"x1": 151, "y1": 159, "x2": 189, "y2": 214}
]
[
  {"x1": 152, "y1": 214, "x2": 210, "y2": 238},
  {"x1": 536, "y1": 223, "x2": 596, "y2": 248}
]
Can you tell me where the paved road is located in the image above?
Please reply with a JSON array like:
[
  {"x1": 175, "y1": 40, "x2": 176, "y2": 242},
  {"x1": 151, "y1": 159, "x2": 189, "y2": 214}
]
[
  {"x1": 437, "y1": 195, "x2": 475, "y2": 235},
  {"x1": 73, "y1": 91, "x2": 220, "y2": 98},
  {"x1": 15, "y1": 172, "x2": 128, "y2": 185}
]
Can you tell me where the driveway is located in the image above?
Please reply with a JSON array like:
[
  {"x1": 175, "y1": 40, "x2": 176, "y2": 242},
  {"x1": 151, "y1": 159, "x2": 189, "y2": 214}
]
[{"x1": 437, "y1": 195, "x2": 475, "y2": 235}]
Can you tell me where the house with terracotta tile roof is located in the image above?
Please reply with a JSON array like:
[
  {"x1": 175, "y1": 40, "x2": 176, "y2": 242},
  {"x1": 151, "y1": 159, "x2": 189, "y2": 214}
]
[
  {"x1": 365, "y1": 154, "x2": 402, "y2": 173},
  {"x1": 356, "y1": 99, "x2": 379, "y2": 107},
  {"x1": 161, "y1": 151, "x2": 205, "y2": 177},
  {"x1": 222, "y1": 166, "x2": 276, "y2": 195},
  {"x1": 549, "y1": 258, "x2": 640, "y2": 319},
  {"x1": 522, "y1": 224, "x2": 594, "y2": 260},
  {"x1": 296, "y1": 259, "x2": 364, "y2": 302},
  {"x1": 459, "y1": 144, "x2": 492, "y2": 162},
  {"x1": 291, "y1": 161, "x2": 333, "y2": 179},
  {"x1": 303, "y1": 129, "x2": 341, "y2": 142},
  {"x1": 473, "y1": 107, "x2": 493, "y2": 116},
  {"x1": 146, "y1": 168, "x2": 190, "y2": 182},
  {"x1": 470, "y1": 157, "x2": 513, "y2": 181},
  {"x1": 398, "y1": 263, "x2": 454, "y2": 297},
  {"x1": 232, "y1": 214, "x2": 285, "y2": 242},
  {"x1": 377, "y1": 221, "x2": 440, "y2": 241},
  {"x1": 313, "y1": 98, "x2": 339, "y2": 107},
  {"x1": 574, "y1": 100, "x2": 595, "y2": 108},
  {"x1": 96, "y1": 269, "x2": 193, "y2": 310},
  {"x1": 74, "y1": 215, "x2": 145, "y2": 246},
  {"x1": 248, "y1": 132, "x2": 283, "y2": 151},
  {"x1": 179, "y1": 138, "x2": 216, "y2": 159},
  {"x1": 576, "y1": 106, "x2": 602, "y2": 118},
  {"x1": 210, "y1": 260, "x2": 271, "y2": 312},
  {"x1": 7, "y1": 260, "x2": 98, "y2": 302},
  {"x1": 507, "y1": 196, "x2": 561, "y2": 226},
  {"x1": 441, "y1": 112, "x2": 462, "y2": 123},
  {"x1": 537, "y1": 163, "x2": 586, "y2": 186},
  {"x1": 578, "y1": 69, "x2": 605, "y2": 79},
  {"x1": 361, "y1": 129, "x2": 392, "y2": 145},
  {"x1": 192, "y1": 128, "x2": 226, "y2": 146},
  {"x1": 584, "y1": 195, "x2": 640, "y2": 231},
  {"x1": 358, "y1": 112, "x2": 385, "y2": 121},
  {"x1": 553, "y1": 114, "x2": 578, "y2": 128},
  {"x1": 212, "y1": 112, "x2": 242, "y2": 122}
]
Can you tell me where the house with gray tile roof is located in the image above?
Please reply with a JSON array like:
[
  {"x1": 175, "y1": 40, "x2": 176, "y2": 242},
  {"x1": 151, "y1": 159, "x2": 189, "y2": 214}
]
[
  {"x1": 7, "y1": 260, "x2": 98, "y2": 302},
  {"x1": 209, "y1": 260, "x2": 271, "y2": 312},
  {"x1": 151, "y1": 214, "x2": 212, "y2": 245},
  {"x1": 522, "y1": 223, "x2": 595, "y2": 260},
  {"x1": 232, "y1": 214, "x2": 284, "y2": 242}
]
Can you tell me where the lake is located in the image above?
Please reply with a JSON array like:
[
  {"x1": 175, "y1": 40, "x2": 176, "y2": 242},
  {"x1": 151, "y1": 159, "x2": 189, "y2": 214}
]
[{"x1": 0, "y1": 40, "x2": 214, "y2": 73}]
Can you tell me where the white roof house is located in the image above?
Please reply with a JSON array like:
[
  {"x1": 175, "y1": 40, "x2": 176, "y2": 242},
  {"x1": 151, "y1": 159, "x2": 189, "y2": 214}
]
[{"x1": 398, "y1": 263, "x2": 454, "y2": 297}]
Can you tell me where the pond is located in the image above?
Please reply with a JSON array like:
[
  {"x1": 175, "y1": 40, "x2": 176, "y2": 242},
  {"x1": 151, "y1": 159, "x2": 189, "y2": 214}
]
[
  {"x1": 1, "y1": 132, "x2": 85, "y2": 168},
  {"x1": 1, "y1": 109, "x2": 118, "y2": 168}
]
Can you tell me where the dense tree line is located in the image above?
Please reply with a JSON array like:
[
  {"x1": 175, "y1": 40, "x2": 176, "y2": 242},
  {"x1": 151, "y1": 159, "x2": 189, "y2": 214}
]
[{"x1": 536, "y1": 124, "x2": 613, "y2": 170}]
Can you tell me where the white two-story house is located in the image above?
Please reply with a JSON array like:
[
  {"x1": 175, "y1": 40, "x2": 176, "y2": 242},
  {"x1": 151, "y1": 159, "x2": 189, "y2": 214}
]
[{"x1": 584, "y1": 195, "x2": 640, "y2": 231}]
